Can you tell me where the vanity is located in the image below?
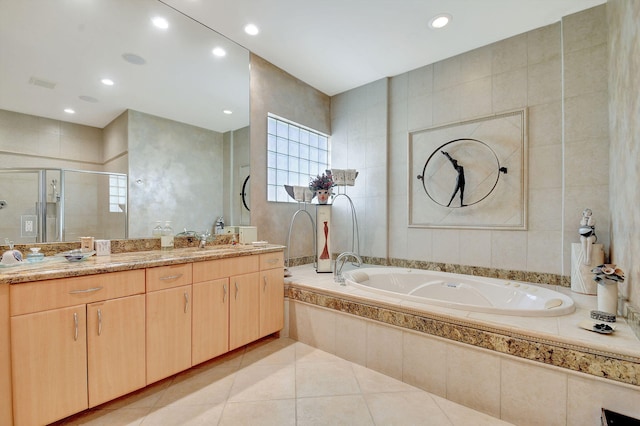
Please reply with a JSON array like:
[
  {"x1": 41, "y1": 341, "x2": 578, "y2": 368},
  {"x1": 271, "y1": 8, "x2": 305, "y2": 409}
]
[{"x1": 0, "y1": 245, "x2": 285, "y2": 426}]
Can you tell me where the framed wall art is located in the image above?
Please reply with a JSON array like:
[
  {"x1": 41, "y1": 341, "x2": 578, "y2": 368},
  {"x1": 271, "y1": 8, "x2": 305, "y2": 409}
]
[{"x1": 408, "y1": 109, "x2": 527, "y2": 230}]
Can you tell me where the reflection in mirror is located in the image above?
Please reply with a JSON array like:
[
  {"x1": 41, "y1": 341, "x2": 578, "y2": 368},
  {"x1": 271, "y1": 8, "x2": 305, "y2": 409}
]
[{"x1": 0, "y1": 0, "x2": 250, "y2": 242}]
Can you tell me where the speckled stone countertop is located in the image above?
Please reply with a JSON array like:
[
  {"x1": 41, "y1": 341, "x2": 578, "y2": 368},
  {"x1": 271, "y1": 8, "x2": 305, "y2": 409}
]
[
  {"x1": 0, "y1": 244, "x2": 285, "y2": 284},
  {"x1": 285, "y1": 264, "x2": 640, "y2": 387}
]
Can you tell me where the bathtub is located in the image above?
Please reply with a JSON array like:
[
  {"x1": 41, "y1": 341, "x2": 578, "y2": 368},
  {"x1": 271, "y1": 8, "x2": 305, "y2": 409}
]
[{"x1": 342, "y1": 267, "x2": 575, "y2": 317}]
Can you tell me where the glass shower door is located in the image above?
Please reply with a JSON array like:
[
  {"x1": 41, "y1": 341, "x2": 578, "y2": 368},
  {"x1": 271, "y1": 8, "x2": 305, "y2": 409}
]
[
  {"x1": 62, "y1": 170, "x2": 127, "y2": 242},
  {"x1": 0, "y1": 169, "x2": 49, "y2": 244}
]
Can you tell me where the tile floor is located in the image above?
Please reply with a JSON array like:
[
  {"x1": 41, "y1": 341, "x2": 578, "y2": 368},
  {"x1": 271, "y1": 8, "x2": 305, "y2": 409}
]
[{"x1": 52, "y1": 336, "x2": 513, "y2": 425}]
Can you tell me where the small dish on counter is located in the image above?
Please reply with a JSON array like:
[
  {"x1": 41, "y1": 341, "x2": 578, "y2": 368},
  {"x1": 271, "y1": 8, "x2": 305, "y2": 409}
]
[{"x1": 58, "y1": 249, "x2": 96, "y2": 262}]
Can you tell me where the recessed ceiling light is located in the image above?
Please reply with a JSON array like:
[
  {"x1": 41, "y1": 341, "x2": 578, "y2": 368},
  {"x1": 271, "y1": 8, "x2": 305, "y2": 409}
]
[
  {"x1": 101, "y1": 78, "x2": 114, "y2": 86},
  {"x1": 223, "y1": 110, "x2": 233, "y2": 115},
  {"x1": 244, "y1": 23, "x2": 259, "y2": 36},
  {"x1": 64, "y1": 108, "x2": 75, "y2": 114},
  {"x1": 212, "y1": 47, "x2": 226, "y2": 57},
  {"x1": 122, "y1": 53, "x2": 146, "y2": 65},
  {"x1": 429, "y1": 13, "x2": 452, "y2": 29},
  {"x1": 151, "y1": 16, "x2": 169, "y2": 29}
]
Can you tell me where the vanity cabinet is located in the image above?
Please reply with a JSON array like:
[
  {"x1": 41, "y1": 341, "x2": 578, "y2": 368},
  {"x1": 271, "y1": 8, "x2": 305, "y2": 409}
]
[
  {"x1": 259, "y1": 251, "x2": 285, "y2": 337},
  {"x1": 87, "y1": 294, "x2": 146, "y2": 407},
  {"x1": 9, "y1": 270, "x2": 145, "y2": 426},
  {"x1": 193, "y1": 255, "x2": 261, "y2": 353},
  {"x1": 11, "y1": 304, "x2": 88, "y2": 426},
  {"x1": 229, "y1": 271, "x2": 260, "y2": 350},
  {"x1": 145, "y1": 263, "x2": 193, "y2": 384},
  {"x1": 192, "y1": 278, "x2": 229, "y2": 364},
  {"x1": 4, "y1": 247, "x2": 284, "y2": 425}
]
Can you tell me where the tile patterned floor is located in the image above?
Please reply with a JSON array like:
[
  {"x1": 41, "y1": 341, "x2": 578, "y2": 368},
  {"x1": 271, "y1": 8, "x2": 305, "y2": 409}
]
[{"x1": 52, "y1": 336, "x2": 513, "y2": 425}]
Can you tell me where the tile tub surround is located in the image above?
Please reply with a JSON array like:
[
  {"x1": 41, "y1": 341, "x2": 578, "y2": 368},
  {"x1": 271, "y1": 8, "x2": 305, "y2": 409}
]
[{"x1": 285, "y1": 265, "x2": 640, "y2": 387}]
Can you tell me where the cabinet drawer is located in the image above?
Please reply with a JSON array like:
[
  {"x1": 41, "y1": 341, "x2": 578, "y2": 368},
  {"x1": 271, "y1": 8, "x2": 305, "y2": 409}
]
[
  {"x1": 260, "y1": 251, "x2": 284, "y2": 270},
  {"x1": 146, "y1": 263, "x2": 193, "y2": 292},
  {"x1": 10, "y1": 270, "x2": 145, "y2": 316},
  {"x1": 193, "y1": 255, "x2": 259, "y2": 283}
]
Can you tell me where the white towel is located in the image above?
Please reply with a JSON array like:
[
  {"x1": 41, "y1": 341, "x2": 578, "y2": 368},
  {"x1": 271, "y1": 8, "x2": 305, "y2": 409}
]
[
  {"x1": 304, "y1": 188, "x2": 314, "y2": 203},
  {"x1": 345, "y1": 169, "x2": 358, "y2": 186},
  {"x1": 332, "y1": 169, "x2": 346, "y2": 185},
  {"x1": 293, "y1": 185, "x2": 306, "y2": 202}
]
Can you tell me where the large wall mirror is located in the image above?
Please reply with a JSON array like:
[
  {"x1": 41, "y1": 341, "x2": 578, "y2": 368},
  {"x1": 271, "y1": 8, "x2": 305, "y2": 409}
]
[{"x1": 0, "y1": 0, "x2": 250, "y2": 243}]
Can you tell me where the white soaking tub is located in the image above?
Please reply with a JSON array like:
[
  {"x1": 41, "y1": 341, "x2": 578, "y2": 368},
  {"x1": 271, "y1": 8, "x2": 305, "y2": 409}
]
[{"x1": 342, "y1": 267, "x2": 575, "y2": 317}]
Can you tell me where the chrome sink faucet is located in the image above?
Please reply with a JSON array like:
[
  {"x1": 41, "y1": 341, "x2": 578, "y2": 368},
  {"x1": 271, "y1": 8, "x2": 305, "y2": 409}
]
[
  {"x1": 334, "y1": 251, "x2": 363, "y2": 285},
  {"x1": 198, "y1": 231, "x2": 211, "y2": 248}
]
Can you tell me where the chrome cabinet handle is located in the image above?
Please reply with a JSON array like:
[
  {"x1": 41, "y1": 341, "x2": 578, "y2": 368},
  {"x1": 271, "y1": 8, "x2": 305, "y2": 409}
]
[
  {"x1": 69, "y1": 286, "x2": 103, "y2": 294},
  {"x1": 97, "y1": 309, "x2": 102, "y2": 336},
  {"x1": 73, "y1": 312, "x2": 78, "y2": 341},
  {"x1": 223, "y1": 283, "x2": 227, "y2": 303},
  {"x1": 184, "y1": 291, "x2": 189, "y2": 313},
  {"x1": 263, "y1": 275, "x2": 268, "y2": 291},
  {"x1": 267, "y1": 258, "x2": 278, "y2": 264},
  {"x1": 235, "y1": 282, "x2": 238, "y2": 300},
  {"x1": 160, "y1": 273, "x2": 183, "y2": 281}
]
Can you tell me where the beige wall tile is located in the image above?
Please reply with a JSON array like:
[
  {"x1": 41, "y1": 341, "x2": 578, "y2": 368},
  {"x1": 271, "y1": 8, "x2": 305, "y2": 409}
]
[
  {"x1": 446, "y1": 344, "x2": 501, "y2": 417},
  {"x1": 334, "y1": 314, "x2": 367, "y2": 365},
  {"x1": 459, "y1": 77, "x2": 493, "y2": 119},
  {"x1": 527, "y1": 23, "x2": 561, "y2": 65},
  {"x1": 492, "y1": 67, "x2": 528, "y2": 113},
  {"x1": 402, "y1": 331, "x2": 448, "y2": 397},
  {"x1": 564, "y1": 44, "x2": 608, "y2": 98},
  {"x1": 527, "y1": 58, "x2": 561, "y2": 106},
  {"x1": 491, "y1": 230, "x2": 527, "y2": 271},
  {"x1": 500, "y1": 359, "x2": 567, "y2": 425},
  {"x1": 527, "y1": 101, "x2": 562, "y2": 148},
  {"x1": 458, "y1": 229, "x2": 492, "y2": 268},
  {"x1": 289, "y1": 302, "x2": 336, "y2": 354},
  {"x1": 366, "y1": 322, "x2": 403, "y2": 380},
  {"x1": 492, "y1": 33, "x2": 528, "y2": 74},
  {"x1": 433, "y1": 56, "x2": 461, "y2": 90},
  {"x1": 528, "y1": 144, "x2": 563, "y2": 190},
  {"x1": 459, "y1": 46, "x2": 493, "y2": 83},
  {"x1": 528, "y1": 188, "x2": 562, "y2": 231},
  {"x1": 567, "y1": 375, "x2": 640, "y2": 426},
  {"x1": 431, "y1": 229, "x2": 460, "y2": 264}
]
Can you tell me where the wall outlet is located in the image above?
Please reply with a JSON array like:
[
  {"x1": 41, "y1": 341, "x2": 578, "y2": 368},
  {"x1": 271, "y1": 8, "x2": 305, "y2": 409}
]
[{"x1": 21, "y1": 215, "x2": 37, "y2": 238}]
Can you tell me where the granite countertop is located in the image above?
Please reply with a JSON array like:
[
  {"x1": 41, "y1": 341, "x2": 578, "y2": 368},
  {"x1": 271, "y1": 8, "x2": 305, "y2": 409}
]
[{"x1": 0, "y1": 244, "x2": 285, "y2": 284}]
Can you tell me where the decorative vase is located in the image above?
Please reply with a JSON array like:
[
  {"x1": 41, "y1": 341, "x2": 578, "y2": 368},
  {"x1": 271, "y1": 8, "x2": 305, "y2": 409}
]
[{"x1": 316, "y1": 189, "x2": 330, "y2": 204}]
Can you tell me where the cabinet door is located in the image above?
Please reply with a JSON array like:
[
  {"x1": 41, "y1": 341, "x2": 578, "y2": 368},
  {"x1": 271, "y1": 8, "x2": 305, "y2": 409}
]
[
  {"x1": 87, "y1": 294, "x2": 146, "y2": 407},
  {"x1": 11, "y1": 305, "x2": 88, "y2": 426},
  {"x1": 229, "y1": 272, "x2": 260, "y2": 350},
  {"x1": 192, "y1": 278, "x2": 229, "y2": 365},
  {"x1": 146, "y1": 285, "x2": 192, "y2": 384},
  {"x1": 259, "y1": 268, "x2": 285, "y2": 337}
]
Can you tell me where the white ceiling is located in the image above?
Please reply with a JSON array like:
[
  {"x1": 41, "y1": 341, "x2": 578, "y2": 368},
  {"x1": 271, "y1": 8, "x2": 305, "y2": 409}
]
[
  {"x1": 0, "y1": 0, "x2": 605, "y2": 132},
  {"x1": 0, "y1": 0, "x2": 249, "y2": 132},
  {"x1": 165, "y1": 0, "x2": 606, "y2": 96}
]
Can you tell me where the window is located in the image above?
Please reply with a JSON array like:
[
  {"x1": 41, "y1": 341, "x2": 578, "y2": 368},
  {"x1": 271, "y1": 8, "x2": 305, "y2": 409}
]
[
  {"x1": 109, "y1": 174, "x2": 127, "y2": 212},
  {"x1": 267, "y1": 114, "x2": 330, "y2": 202}
]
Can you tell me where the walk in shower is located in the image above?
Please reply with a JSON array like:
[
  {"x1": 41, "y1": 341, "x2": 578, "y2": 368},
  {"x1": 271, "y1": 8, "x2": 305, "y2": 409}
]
[{"x1": 0, "y1": 168, "x2": 127, "y2": 243}]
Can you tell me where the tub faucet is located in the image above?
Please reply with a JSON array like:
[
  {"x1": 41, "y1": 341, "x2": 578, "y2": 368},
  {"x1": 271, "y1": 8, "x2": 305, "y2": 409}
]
[{"x1": 334, "y1": 252, "x2": 363, "y2": 285}]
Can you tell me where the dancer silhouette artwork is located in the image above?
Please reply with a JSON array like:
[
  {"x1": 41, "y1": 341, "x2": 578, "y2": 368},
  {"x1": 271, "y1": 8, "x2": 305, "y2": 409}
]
[{"x1": 441, "y1": 150, "x2": 466, "y2": 207}]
